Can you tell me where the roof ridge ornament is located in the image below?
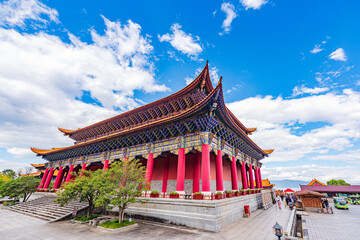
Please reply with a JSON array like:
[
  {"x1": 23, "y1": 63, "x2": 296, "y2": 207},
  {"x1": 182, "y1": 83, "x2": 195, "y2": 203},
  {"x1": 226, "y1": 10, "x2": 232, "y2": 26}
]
[{"x1": 209, "y1": 77, "x2": 222, "y2": 116}]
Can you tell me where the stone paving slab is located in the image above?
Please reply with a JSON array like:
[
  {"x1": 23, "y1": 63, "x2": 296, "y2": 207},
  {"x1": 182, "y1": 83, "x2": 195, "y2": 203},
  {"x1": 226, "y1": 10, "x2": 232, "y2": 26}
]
[
  {"x1": 302, "y1": 203, "x2": 360, "y2": 240},
  {"x1": 0, "y1": 201, "x2": 291, "y2": 240}
]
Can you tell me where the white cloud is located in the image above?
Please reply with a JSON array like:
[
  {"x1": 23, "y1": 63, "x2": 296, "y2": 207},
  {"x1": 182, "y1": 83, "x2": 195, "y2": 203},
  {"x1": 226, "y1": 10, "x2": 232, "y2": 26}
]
[
  {"x1": 0, "y1": 158, "x2": 29, "y2": 171},
  {"x1": 313, "y1": 149, "x2": 360, "y2": 164},
  {"x1": 310, "y1": 44, "x2": 323, "y2": 54},
  {"x1": 209, "y1": 66, "x2": 219, "y2": 83},
  {"x1": 219, "y1": 2, "x2": 237, "y2": 35},
  {"x1": 263, "y1": 165, "x2": 360, "y2": 185},
  {"x1": 158, "y1": 23, "x2": 202, "y2": 60},
  {"x1": 240, "y1": 0, "x2": 268, "y2": 10},
  {"x1": 184, "y1": 65, "x2": 219, "y2": 85},
  {"x1": 292, "y1": 85, "x2": 330, "y2": 96},
  {"x1": 228, "y1": 89, "x2": 360, "y2": 164},
  {"x1": 0, "y1": 16, "x2": 169, "y2": 155},
  {"x1": 0, "y1": 0, "x2": 59, "y2": 27},
  {"x1": 329, "y1": 48, "x2": 347, "y2": 61}
]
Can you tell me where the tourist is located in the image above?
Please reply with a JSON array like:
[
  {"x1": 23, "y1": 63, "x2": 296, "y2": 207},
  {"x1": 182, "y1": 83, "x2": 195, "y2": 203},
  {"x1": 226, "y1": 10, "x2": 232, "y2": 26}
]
[
  {"x1": 324, "y1": 199, "x2": 329, "y2": 208},
  {"x1": 321, "y1": 199, "x2": 326, "y2": 209},
  {"x1": 285, "y1": 195, "x2": 290, "y2": 208},
  {"x1": 276, "y1": 195, "x2": 282, "y2": 209}
]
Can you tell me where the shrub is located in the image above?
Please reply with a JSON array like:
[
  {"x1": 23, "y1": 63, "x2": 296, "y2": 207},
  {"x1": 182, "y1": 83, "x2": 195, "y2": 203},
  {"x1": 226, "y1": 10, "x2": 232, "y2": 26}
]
[
  {"x1": 241, "y1": 189, "x2": 246, "y2": 192},
  {"x1": 100, "y1": 219, "x2": 135, "y2": 229},
  {"x1": 194, "y1": 192, "x2": 203, "y2": 196},
  {"x1": 234, "y1": 190, "x2": 240, "y2": 193},
  {"x1": 170, "y1": 192, "x2": 178, "y2": 195},
  {"x1": 73, "y1": 214, "x2": 100, "y2": 222},
  {"x1": 226, "y1": 190, "x2": 233, "y2": 194},
  {"x1": 215, "y1": 192, "x2": 222, "y2": 195},
  {"x1": 151, "y1": 190, "x2": 159, "y2": 194}
]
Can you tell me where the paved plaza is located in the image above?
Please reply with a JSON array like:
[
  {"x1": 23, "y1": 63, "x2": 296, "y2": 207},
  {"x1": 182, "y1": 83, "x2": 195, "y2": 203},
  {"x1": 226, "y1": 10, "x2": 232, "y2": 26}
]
[
  {"x1": 302, "y1": 203, "x2": 360, "y2": 240},
  {"x1": 1, "y1": 201, "x2": 359, "y2": 240},
  {"x1": 0, "y1": 203, "x2": 291, "y2": 240}
]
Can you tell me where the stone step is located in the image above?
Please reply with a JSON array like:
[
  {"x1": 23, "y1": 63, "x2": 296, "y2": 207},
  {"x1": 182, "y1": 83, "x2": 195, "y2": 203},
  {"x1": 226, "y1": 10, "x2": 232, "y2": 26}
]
[
  {"x1": 14, "y1": 203, "x2": 87, "y2": 211},
  {"x1": 10, "y1": 208, "x2": 56, "y2": 221},
  {"x1": 8, "y1": 196, "x2": 89, "y2": 222},
  {"x1": 12, "y1": 203, "x2": 86, "y2": 212},
  {"x1": 12, "y1": 206, "x2": 67, "y2": 216}
]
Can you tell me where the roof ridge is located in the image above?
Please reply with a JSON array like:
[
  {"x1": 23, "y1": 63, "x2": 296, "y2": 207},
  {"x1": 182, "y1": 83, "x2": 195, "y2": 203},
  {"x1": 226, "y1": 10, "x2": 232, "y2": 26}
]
[
  {"x1": 60, "y1": 61, "x2": 213, "y2": 137},
  {"x1": 31, "y1": 82, "x2": 223, "y2": 156}
]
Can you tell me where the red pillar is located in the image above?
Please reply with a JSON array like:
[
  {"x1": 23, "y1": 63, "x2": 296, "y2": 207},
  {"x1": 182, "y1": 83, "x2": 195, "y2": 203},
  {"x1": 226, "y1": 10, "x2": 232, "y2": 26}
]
[
  {"x1": 79, "y1": 163, "x2": 87, "y2": 177},
  {"x1": 176, "y1": 148, "x2": 186, "y2": 192},
  {"x1": 241, "y1": 162, "x2": 248, "y2": 189},
  {"x1": 249, "y1": 164, "x2": 255, "y2": 189},
  {"x1": 52, "y1": 167, "x2": 63, "y2": 189},
  {"x1": 254, "y1": 166, "x2": 259, "y2": 188},
  {"x1": 43, "y1": 167, "x2": 54, "y2": 189},
  {"x1": 231, "y1": 157, "x2": 238, "y2": 191},
  {"x1": 37, "y1": 168, "x2": 49, "y2": 189},
  {"x1": 103, "y1": 160, "x2": 109, "y2": 171},
  {"x1": 216, "y1": 150, "x2": 224, "y2": 192},
  {"x1": 193, "y1": 151, "x2": 201, "y2": 193},
  {"x1": 258, "y1": 168, "x2": 263, "y2": 188},
  {"x1": 145, "y1": 153, "x2": 154, "y2": 184},
  {"x1": 61, "y1": 171, "x2": 67, "y2": 186},
  {"x1": 65, "y1": 165, "x2": 74, "y2": 182},
  {"x1": 162, "y1": 155, "x2": 169, "y2": 193},
  {"x1": 201, "y1": 144, "x2": 211, "y2": 193}
]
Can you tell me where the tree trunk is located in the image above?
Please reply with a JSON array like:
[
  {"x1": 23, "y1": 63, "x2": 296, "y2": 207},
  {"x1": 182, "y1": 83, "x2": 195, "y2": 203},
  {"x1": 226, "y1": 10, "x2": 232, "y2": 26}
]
[
  {"x1": 119, "y1": 206, "x2": 125, "y2": 223},
  {"x1": 23, "y1": 193, "x2": 27, "y2": 202},
  {"x1": 121, "y1": 208, "x2": 125, "y2": 223},
  {"x1": 87, "y1": 203, "x2": 94, "y2": 218}
]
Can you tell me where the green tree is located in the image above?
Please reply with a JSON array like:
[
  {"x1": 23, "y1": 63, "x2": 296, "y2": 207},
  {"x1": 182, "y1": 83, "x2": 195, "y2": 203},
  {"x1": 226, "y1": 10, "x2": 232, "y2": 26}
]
[
  {"x1": 56, "y1": 169, "x2": 109, "y2": 217},
  {"x1": 327, "y1": 179, "x2": 350, "y2": 185},
  {"x1": 2, "y1": 169, "x2": 16, "y2": 179},
  {"x1": 0, "y1": 176, "x2": 39, "y2": 202},
  {"x1": 0, "y1": 173, "x2": 12, "y2": 187},
  {"x1": 100, "y1": 159, "x2": 149, "y2": 223}
]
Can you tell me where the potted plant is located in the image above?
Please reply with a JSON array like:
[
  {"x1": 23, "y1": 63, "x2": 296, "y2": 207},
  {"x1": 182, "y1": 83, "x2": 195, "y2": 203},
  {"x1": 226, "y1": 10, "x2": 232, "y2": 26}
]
[
  {"x1": 150, "y1": 190, "x2": 159, "y2": 198},
  {"x1": 170, "y1": 192, "x2": 179, "y2": 199},
  {"x1": 215, "y1": 192, "x2": 223, "y2": 200},
  {"x1": 240, "y1": 189, "x2": 246, "y2": 195},
  {"x1": 234, "y1": 190, "x2": 241, "y2": 197},
  {"x1": 225, "y1": 190, "x2": 233, "y2": 198},
  {"x1": 193, "y1": 192, "x2": 204, "y2": 200}
]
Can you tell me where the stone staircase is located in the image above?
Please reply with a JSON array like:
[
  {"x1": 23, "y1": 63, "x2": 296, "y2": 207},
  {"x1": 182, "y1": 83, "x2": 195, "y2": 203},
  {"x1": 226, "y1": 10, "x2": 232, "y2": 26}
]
[{"x1": 9, "y1": 195, "x2": 88, "y2": 222}]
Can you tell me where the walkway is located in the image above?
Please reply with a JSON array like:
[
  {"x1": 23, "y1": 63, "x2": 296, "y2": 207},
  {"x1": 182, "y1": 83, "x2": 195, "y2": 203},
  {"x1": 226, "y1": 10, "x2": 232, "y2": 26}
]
[
  {"x1": 302, "y1": 204, "x2": 360, "y2": 240},
  {"x1": 0, "y1": 201, "x2": 291, "y2": 240}
]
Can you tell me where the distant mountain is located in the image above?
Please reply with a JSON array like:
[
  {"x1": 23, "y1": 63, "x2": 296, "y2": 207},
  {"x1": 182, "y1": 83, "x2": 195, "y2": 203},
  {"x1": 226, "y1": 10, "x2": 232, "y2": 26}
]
[{"x1": 270, "y1": 179, "x2": 309, "y2": 190}]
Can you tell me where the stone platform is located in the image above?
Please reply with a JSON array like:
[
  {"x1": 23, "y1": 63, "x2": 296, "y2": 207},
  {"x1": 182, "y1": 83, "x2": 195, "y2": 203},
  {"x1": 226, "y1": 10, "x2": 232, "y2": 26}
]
[{"x1": 121, "y1": 192, "x2": 263, "y2": 232}]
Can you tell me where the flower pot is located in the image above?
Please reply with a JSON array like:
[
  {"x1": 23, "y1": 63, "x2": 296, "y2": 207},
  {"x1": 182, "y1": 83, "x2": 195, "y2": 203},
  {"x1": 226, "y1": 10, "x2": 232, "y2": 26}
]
[
  {"x1": 170, "y1": 194, "x2": 179, "y2": 199},
  {"x1": 226, "y1": 193, "x2": 233, "y2": 198},
  {"x1": 150, "y1": 193, "x2": 159, "y2": 198},
  {"x1": 215, "y1": 194, "x2": 223, "y2": 200},
  {"x1": 193, "y1": 195, "x2": 204, "y2": 200},
  {"x1": 235, "y1": 192, "x2": 241, "y2": 197}
]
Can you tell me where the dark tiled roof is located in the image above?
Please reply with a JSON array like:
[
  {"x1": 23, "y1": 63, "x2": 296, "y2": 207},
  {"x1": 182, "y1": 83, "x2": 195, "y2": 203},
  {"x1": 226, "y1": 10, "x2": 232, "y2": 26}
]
[
  {"x1": 295, "y1": 190, "x2": 326, "y2": 197},
  {"x1": 300, "y1": 185, "x2": 360, "y2": 193}
]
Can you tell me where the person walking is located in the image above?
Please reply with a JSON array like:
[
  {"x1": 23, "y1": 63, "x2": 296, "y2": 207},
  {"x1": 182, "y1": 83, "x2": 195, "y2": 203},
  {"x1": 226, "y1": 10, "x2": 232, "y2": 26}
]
[
  {"x1": 276, "y1": 196, "x2": 282, "y2": 209},
  {"x1": 285, "y1": 196, "x2": 290, "y2": 208}
]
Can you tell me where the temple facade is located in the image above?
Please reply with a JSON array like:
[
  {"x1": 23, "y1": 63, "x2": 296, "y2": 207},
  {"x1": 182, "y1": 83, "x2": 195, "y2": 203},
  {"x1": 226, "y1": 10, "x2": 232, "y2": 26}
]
[{"x1": 31, "y1": 62, "x2": 273, "y2": 197}]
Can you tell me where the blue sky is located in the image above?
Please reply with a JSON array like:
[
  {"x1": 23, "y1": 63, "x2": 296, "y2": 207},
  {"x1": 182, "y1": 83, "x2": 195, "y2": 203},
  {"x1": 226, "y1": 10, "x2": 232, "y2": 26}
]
[{"x1": 0, "y1": 0, "x2": 360, "y2": 184}]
